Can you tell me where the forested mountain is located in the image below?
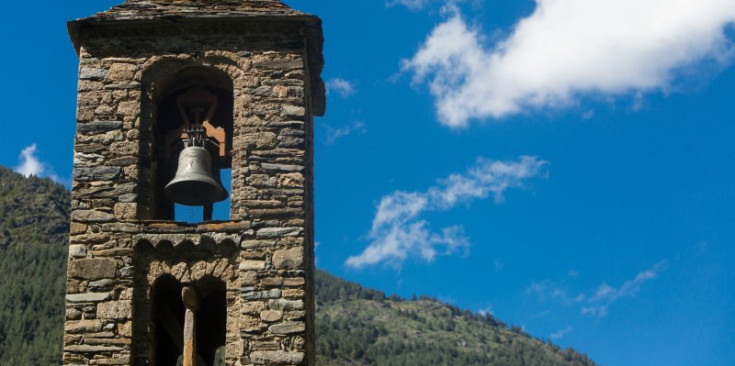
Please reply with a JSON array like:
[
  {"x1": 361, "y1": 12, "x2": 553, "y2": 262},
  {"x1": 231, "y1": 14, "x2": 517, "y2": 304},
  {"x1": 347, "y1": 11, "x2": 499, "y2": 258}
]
[
  {"x1": 315, "y1": 271, "x2": 596, "y2": 366},
  {"x1": 0, "y1": 166, "x2": 70, "y2": 365},
  {"x1": 0, "y1": 166, "x2": 597, "y2": 365}
]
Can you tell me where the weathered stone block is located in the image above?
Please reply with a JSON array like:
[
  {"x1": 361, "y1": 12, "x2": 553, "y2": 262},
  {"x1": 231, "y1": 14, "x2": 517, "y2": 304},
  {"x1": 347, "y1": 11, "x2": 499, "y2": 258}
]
[
  {"x1": 282, "y1": 289, "x2": 305, "y2": 299},
  {"x1": 88, "y1": 279, "x2": 114, "y2": 291},
  {"x1": 67, "y1": 292, "x2": 111, "y2": 303},
  {"x1": 107, "y1": 63, "x2": 137, "y2": 81},
  {"x1": 249, "y1": 350, "x2": 305, "y2": 365},
  {"x1": 242, "y1": 289, "x2": 281, "y2": 300},
  {"x1": 282, "y1": 105, "x2": 305, "y2": 117},
  {"x1": 277, "y1": 136, "x2": 305, "y2": 148},
  {"x1": 267, "y1": 299, "x2": 304, "y2": 311},
  {"x1": 250, "y1": 340, "x2": 281, "y2": 351},
  {"x1": 272, "y1": 247, "x2": 303, "y2": 269},
  {"x1": 70, "y1": 223, "x2": 88, "y2": 235},
  {"x1": 73, "y1": 167, "x2": 122, "y2": 182},
  {"x1": 66, "y1": 319, "x2": 104, "y2": 334},
  {"x1": 241, "y1": 301, "x2": 266, "y2": 315},
  {"x1": 78, "y1": 121, "x2": 123, "y2": 134},
  {"x1": 260, "y1": 310, "x2": 283, "y2": 323},
  {"x1": 110, "y1": 141, "x2": 137, "y2": 156},
  {"x1": 256, "y1": 227, "x2": 302, "y2": 238},
  {"x1": 246, "y1": 174, "x2": 278, "y2": 188},
  {"x1": 283, "y1": 278, "x2": 305, "y2": 287},
  {"x1": 252, "y1": 85, "x2": 272, "y2": 96},
  {"x1": 68, "y1": 258, "x2": 116, "y2": 279},
  {"x1": 97, "y1": 301, "x2": 132, "y2": 320},
  {"x1": 79, "y1": 67, "x2": 108, "y2": 80},
  {"x1": 278, "y1": 172, "x2": 305, "y2": 188},
  {"x1": 89, "y1": 355, "x2": 130, "y2": 365},
  {"x1": 68, "y1": 245, "x2": 87, "y2": 258},
  {"x1": 66, "y1": 308, "x2": 83, "y2": 320},
  {"x1": 261, "y1": 163, "x2": 303, "y2": 173},
  {"x1": 239, "y1": 260, "x2": 265, "y2": 270},
  {"x1": 71, "y1": 210, "x2": 115, "y2": 223},
  {"x1": 241, "y1": 240, "x2": 276, "y2": 249},
  {"x1": 243, "y1": 132, "x2": 278, "y2": 149},
  {"x1": 114, "y1": 203, "x2": 136, "y2": 220},
  {"x1": 256, "y1": 58, "x2": 303, "y2": 70},
  {"x1": 268, "y1": 321, "x2": 305, "y2": 335},
  {"x1": 118, "y1": 321, "x2": 133, "y2": 337},
  {"x1": 65, "y1": 345, "x2": 123, "y2": 353}
]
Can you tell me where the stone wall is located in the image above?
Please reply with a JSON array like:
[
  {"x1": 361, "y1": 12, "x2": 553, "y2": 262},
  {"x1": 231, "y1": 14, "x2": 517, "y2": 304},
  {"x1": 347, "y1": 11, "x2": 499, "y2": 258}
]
[{"x1": 65, "y1": 19, "x2": 320, "y2": 366}]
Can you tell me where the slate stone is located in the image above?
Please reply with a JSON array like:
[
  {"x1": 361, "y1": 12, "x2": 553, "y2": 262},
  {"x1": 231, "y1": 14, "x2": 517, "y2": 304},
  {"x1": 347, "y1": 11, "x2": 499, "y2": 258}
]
[
  {"x1": 67, "y1": 292, "x2": 111, "y2": 303},
  {"x1": 88, "y1": 279, "x2": 114, "y2": 290},
  {"x1": 73, "y1": 166, "x2": 122, "y2": 181},
  {"x1": 261, "y1": 163, "x2": 303, "y2": 173},
  {"x1": 249, "y1": 350, "x2": 304, "y2": 365},
  {"x1": 256, "y1": 227, "x2": 302, "y2": 238},
  {"x1": 78, "y1": 121, "x2": 123, "y2": 134},
  {"x1": 79, "y1": 67, "x2": 108, "y2": 80},
  {"x1": 268, "y1": 321, "x2": 305, "y2": 335},
  {"x1": 71, "y1": 210, "x2": 115, "y2": 223},
  {"x1": 267, "y1": 299, "x2": 304, "y2": 311},
  {"x1": 65, "y1": 344, "x2": 123, "y2": 353},
  {"x1": 241, "y1": 289, "x2": 281, "y2": 300},
  {"x1": 252, "y1": 86, "x2": 272, "y2": 96}
]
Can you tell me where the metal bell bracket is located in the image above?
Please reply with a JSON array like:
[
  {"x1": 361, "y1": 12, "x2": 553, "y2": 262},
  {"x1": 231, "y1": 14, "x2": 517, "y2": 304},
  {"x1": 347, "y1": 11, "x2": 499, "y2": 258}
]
[{"x1": 184, "y1": 126, "x2": 206, "y2": 148}]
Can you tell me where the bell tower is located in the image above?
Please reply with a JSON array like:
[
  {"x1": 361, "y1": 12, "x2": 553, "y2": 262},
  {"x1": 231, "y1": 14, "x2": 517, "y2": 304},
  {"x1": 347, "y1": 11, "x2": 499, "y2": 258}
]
[{"x1": 64, "y1": 1, "x2": 324, "y2": 365}]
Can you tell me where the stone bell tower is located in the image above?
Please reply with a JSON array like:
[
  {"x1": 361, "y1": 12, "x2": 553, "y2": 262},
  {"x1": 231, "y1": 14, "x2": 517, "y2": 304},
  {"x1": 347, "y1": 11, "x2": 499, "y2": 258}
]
[{"x1": 64, "y1": 1, "x2": 324, "y2": 365}]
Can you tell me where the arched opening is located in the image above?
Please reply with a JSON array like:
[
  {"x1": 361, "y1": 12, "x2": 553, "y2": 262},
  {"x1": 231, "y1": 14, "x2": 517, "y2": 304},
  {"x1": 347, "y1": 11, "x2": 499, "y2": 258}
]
[
  {"x1": 195, "y1": 276, "x2": 227, "y2": 365},
  {"x1": 152, "y1": 275, "x2": 185, "y2": 366},
  {"x1": 151, "y1": 274, "x2": 227, "y2": 366},
  {"x1": 151, "y1": 66, "x2": 234, "y2": 222}
]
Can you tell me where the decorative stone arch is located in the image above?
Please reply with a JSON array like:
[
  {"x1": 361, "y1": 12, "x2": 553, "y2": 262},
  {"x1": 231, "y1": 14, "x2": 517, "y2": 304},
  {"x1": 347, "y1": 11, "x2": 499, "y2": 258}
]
[
  {"x1": 137, "y1": 55, "x2": 244, "y2": 221},
  {"x1": 132, "y1": 239, "x2": 242, "y2": 365}
]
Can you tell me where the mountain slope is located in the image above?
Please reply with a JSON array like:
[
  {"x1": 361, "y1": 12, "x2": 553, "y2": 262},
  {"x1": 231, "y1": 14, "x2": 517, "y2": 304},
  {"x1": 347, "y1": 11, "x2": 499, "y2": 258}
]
[
  {"x1": 315, "y1": 271, "x2": 595, "y2": 366},
  {"x1": 0, "y1": 166, "x2": 69, "y2": 365},
  {"x1": 0, "y1": 166, "x2": 597, "y2": 365}
]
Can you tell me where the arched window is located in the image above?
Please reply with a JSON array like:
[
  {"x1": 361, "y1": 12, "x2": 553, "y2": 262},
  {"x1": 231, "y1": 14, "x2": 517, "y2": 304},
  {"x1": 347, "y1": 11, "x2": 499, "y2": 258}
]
[
  {"x1": 151, "y1": 67, "x2": 234, "y2": 222},
  {"x1": 152, "y1": 275, "x2": 184, "y2": 366},
  {"x1": 152, "y1": 274, "x2": 227, "y2": 365}
]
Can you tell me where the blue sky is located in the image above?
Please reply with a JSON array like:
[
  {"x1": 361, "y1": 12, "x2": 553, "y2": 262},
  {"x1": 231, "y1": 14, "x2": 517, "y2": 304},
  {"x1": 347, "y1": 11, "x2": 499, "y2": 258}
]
[{"x1": 1, "y1": 1, "x2": 733, "y2": 365}]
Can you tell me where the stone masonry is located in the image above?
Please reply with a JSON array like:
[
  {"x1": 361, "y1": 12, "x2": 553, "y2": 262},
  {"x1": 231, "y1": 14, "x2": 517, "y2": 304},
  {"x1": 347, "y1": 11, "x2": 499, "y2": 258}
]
[{"x1": 64, "y1": 1, "x2": 324, "y2": 365}]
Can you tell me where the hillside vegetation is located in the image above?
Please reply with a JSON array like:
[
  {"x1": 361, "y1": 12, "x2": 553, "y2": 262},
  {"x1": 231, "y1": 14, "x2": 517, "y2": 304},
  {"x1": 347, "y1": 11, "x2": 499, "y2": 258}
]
[
  {"x1": 0, "y1": 167, "x2": 69, "y2": 365},
  {"x1": 0, "y1": 166, "x2": 596, "y2": 365},
  {"x1": 315, "y1": 271, "x2": 596, "y2": 366}
]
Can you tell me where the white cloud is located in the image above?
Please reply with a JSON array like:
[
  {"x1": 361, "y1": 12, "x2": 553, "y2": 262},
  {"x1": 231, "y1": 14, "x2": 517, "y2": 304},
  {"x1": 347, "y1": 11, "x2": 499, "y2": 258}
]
[
  {"x1": 15, "y1": 144, "x2": 62, "y2": 183},
  {"x1": 346, "y1": 156, "x2": 547, "y2": 268},
  {"x1": 325, "y1": 121, "x2": 366, "y2": 144},
  {"x1": 403, "y1": 1, "x2": 735, "y2": 127},
  {"x1": 585, "y1": 260, "x2": 668, "y2": 310},
  {"x1": 477, "y1": 304, "x2": 494, "y2": 316},
  {"x1": 525, "y1": 279, "x2": 581, "y2": 305},
  {"x1": 388, "y1": 0, "x2": 434, "y2": 10},
  {"x1": 550, "y1": 326, "x2": 573, "y2": 340},
  {"x1": 581, "y1": 305, "x2": 608, "y2": 318},
  {"x1": 325, "y1": 78, "x2": 356, "y2": 97},
  {"x1": 526, "y1": 261, "x2": 667, "y2": 318}
]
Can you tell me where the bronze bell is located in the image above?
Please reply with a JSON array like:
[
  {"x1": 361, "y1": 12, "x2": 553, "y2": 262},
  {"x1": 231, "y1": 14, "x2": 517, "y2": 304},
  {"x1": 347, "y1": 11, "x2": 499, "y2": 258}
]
[{"x1": 165, "y1": 146, "x2": 228, "y2": 206}]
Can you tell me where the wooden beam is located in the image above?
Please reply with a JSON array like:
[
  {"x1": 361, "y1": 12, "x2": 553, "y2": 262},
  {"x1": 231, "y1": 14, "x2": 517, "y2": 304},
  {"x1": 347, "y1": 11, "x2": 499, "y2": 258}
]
[{"x1": 158, "y1": 299, "x2": 205, "y2": 366}]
